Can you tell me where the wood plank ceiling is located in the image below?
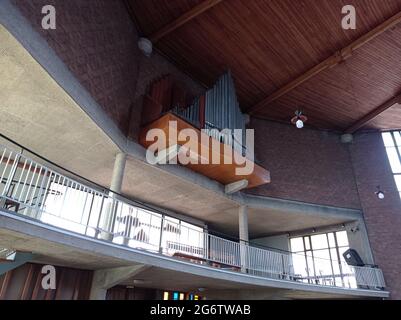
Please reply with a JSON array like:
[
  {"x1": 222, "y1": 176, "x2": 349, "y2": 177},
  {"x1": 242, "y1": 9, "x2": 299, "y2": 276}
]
[{"x1": 127, "y1": 0, "x2": 401, "y2": 132}]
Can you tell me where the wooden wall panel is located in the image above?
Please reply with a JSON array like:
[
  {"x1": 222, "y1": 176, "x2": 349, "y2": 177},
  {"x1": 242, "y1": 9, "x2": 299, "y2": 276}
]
[
  {"x1": 0, "y1": 263, "x2": 93, "y2": 300},
  {"x1": 106, "y1": 285, "x2": 160, "y2": 300}
]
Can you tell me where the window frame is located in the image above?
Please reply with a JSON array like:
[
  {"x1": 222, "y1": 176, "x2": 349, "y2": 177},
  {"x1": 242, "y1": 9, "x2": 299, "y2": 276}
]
[
  {"x1": 382, "y1": 131, "x2": 401, "y2": 199},
  {"x1": 290, "y1": 230, "x2": 351, "y2": 287}
]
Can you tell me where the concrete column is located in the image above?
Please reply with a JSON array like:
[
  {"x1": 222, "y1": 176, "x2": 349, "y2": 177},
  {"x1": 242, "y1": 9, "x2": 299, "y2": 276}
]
[
  {"x1": 110, "y1": 153, "x2": 127, "y2": 194},
  {"x1": 239, "y1": 205, "x2": 249, "y2": 273},
  {"x1": 99, "y1": 152, "x2": 126, "y2": 241}
]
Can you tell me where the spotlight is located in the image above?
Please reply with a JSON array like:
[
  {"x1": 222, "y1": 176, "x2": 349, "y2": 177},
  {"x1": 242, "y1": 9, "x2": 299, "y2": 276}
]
[
  {"x1": 291, "y1": 110, "x2": 307, "y2": 129},
  {"x1": 375, "y1": 186, "x2": 385, "y2": 200}
]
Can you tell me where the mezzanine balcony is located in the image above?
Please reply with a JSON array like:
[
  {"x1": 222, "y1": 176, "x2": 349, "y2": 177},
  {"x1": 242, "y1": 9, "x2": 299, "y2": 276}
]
[{"x1": 0, "y1": 141, "x2": 386, "y2": 296}]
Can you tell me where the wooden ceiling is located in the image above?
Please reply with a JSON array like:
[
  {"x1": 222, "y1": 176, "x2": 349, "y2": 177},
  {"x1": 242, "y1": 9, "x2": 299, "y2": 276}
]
[{"x1": 126, "y1": 0, "x2": 401, "y2": 132}]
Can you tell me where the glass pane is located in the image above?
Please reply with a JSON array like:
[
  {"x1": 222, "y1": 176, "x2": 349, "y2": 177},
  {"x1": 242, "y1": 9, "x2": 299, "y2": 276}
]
[
  {"x1": 331, "y1": 249, "x2": 341, "y2": 274},
  {"x1": 334, "y1": 277, "x2": 343, "y2": 287},
  {"x1": 394, "y1": 175, "x2": 401, "y2": 192},
  {"x1": 328, "y1": 233, "x2": 336, "y2": 247},
  {"x1": 311, "y1": 234, "x2": 328, "y2": 250},
  {"x1": 306, "y1": 256, "x2": 316, "y2": 279},
  {"x1": 336, "y1": 231, "x2": 349, "y2": 247},
  {"x1": 304, "y1": 237, "x2": 311, "y2": 250},
  {"x1": 343, "y1": 276, "x2": 357, "y2": 289},
  {"x1": 290, "y1": 237, "x2": 304, "y2": 252},
  {"x1": 313, "y1": 249, "x2": 332, "y2": 277},
  {"x1": 338, "y1": 246, "x2": 350, "y2": 263},
  {"x1": 382, "y1": 132, "x2": 395, "y2": 147},
  {"x1": 292, "y1": 253, "x2": 308, "y2": 277},
  {"x1": 385, "y1": 147, "x2": 401, "y2": 174},
  {"x1": 394, "y1": 131, "x2": 401, "y2": 147}
]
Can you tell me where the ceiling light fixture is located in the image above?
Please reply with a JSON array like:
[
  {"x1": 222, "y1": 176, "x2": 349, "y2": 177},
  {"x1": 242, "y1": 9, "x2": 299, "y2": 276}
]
[
  {"x1": 291, "y1": 110, "x2": 308, "y2": 129},
  {"x1": 375, "y1": 185, "x2": 385, "y2": 200}
]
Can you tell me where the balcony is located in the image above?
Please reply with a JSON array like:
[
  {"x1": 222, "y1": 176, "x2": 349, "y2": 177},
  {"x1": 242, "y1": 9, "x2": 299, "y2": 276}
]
[{"x1": 0, "y1": 142, "x2": 386, "y2": 294}]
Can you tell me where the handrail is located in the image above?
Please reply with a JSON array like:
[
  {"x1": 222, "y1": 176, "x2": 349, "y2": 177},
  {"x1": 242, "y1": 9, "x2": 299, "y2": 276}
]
[{"x1": 0, "y1": 143, "x2": 386, "y2": 291}]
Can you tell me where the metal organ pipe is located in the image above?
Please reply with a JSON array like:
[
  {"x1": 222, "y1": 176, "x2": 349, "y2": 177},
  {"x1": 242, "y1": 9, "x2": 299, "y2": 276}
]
[{"x1": 172, "y1": 71, "x2": 247, "y2": 155}]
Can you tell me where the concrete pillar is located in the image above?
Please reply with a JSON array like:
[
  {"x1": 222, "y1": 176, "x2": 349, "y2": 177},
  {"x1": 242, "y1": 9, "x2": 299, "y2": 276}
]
[
  {"x1": 239, "y1": 205, "x2": 249, "y2": 273},
  {"x1": 99, "y1": 152, "x2": 126, "y2": 241}
]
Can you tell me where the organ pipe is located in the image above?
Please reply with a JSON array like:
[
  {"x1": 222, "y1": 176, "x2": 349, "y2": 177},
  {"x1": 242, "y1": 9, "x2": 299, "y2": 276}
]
[{"x1": 174, "y1": 71, "x2": 247, "y2": 155}]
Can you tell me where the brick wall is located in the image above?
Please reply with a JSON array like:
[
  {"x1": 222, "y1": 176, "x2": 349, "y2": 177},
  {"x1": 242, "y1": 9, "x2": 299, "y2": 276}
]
[
  {"x1": 12, "y1": 0, "x2": 204, "y2": 139},
  {"x1": 247, "y1": 118, "x2": 361, "y2": 209},
  {"x1": 127, "y1": 51, "x2": 204, "y2": 140},
  {"x1": 349, "y1": 132, "x2": 401, "y2": 299}
]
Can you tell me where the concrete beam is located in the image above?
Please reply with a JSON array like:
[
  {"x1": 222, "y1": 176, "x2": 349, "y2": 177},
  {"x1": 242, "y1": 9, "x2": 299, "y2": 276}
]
[
  {"x1": 89, "y1": 264, "x2": 149, "y2": 300},
  {"x1": 0, "y1": 211, "x2": 389, "y2": 299},
  {"x1": 0, "y1": 251, "x2": 35, "y2": 276},
  {"x1": 244, "y1": 194, "x2": 362, "y2": 221},
  {"x1": 225, "y1": 179, "x2": 248, "y2": 194}
]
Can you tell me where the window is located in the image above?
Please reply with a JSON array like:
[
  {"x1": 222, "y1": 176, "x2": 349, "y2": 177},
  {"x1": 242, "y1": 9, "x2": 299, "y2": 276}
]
[
  {"x1": 382, "y1": 131, "x2": 401, "y2": 198},
  {"x1": 163, "y1": 291, "x2": 200, "y2": 300},
  {"x1": 290, "y1": 231, "x2": 356, "y2": 288}
]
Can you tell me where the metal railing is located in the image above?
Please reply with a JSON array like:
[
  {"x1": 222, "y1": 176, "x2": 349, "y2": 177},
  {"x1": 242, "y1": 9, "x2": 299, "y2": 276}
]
[{"x1": 0, "y1": 144, "x2": 386, "y2": 291}]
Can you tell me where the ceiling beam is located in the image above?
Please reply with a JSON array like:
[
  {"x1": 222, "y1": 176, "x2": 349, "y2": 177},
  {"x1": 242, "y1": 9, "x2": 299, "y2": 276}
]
[
  {"x1": 248, "y1": 10, "x2": 401, "y2": 115},
  {"x1": 344, "y1": 94, "x2": 401, "y2": 133},
  {"x1": 149, "y1": 0, "x2": 224, "y2": 43}
]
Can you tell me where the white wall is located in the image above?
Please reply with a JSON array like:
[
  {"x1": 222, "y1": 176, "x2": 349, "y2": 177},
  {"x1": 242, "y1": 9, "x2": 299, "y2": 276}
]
[{"x1": 251, "y1": 234, "x2": 290, "y2": 252}]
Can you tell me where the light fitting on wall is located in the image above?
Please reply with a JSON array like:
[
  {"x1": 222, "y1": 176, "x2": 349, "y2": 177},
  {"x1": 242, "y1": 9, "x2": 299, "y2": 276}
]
[
  {"x1": 291, "y1": 110, "x2": 308, "y2": 129},
  {"x1": 375, "y1": 185, "x2": 385, "y2": 200},
  {"x1": 138, "y1": 37, "x2": 153, "y2": 57},
  {"x1": 350, "y1": 225, "x2": 360, "y2": 233}
]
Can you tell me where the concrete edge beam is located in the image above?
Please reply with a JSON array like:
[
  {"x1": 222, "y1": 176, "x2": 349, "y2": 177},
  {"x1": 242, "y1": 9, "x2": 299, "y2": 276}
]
[{"x1": 0, "y1": 211, "x2": 389, "y2": 299}]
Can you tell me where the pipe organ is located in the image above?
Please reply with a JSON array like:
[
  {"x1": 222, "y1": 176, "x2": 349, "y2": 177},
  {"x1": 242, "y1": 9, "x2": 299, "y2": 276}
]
[{"x1": 140, "y1": 71, "x2": 270, "y2": 189}]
